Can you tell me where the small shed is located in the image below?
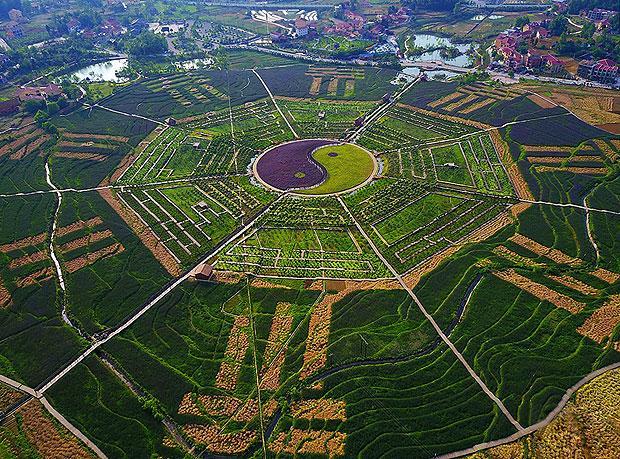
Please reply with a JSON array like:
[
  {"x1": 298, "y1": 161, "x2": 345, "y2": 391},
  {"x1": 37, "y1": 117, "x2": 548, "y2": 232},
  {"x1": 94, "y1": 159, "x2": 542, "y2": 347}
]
[{"x1": 195, "y1": 264, "x2": 214, "y2": 281}]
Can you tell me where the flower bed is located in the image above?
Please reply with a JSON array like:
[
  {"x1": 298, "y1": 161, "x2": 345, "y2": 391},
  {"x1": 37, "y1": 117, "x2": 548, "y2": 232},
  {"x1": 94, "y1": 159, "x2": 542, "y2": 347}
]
[{"x1": 255, "y1": 139, "x2": 335, "y2": 191}]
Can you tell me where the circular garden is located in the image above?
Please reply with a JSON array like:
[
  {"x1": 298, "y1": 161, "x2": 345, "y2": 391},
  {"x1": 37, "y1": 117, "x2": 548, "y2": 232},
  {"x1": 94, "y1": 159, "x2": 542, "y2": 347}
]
[{"x1": 254, "y1": 139, "x2": 376, "y2": 195}]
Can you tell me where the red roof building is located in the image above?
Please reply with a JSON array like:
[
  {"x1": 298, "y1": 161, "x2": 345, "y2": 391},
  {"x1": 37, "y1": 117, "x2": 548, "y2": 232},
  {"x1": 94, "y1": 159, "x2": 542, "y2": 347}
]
[{"x1": 194, "y1": 264, "x2": 214, "y2": 281}]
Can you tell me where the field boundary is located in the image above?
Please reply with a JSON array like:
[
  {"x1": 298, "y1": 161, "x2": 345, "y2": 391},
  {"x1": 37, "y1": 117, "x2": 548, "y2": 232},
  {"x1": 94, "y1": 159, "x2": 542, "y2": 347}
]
[{"x1": 438, "y1": 361, "x2": 620, "y2": 458}]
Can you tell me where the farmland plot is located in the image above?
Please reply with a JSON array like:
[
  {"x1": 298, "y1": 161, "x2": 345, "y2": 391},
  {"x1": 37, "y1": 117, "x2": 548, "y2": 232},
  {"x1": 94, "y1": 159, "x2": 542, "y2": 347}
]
[
  {"x1": 117, "y1": 178, "x2": 272, "y2": 266},
  {"x1": 427, "y1": 134, "x2": 513, "y2": 194},
  {"x1": 345, "y1": 180, "x2": 509, "y2": 273}
]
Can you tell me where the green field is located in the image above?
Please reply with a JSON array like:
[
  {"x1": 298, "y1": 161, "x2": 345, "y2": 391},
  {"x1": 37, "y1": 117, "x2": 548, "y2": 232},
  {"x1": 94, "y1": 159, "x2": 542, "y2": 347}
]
[
  {"x1": 0, "y1": 62, "x2": 618, "y2": 459},
  {"x1": 299, "y1": 143, "x2": 375, "y2": 195}
]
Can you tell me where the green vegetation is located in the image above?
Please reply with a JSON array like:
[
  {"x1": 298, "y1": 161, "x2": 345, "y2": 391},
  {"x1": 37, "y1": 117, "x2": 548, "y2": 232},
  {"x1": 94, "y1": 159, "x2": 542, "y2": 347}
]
[{"x1": 300, "y1": 143, "x2": 375, "y2": 195}]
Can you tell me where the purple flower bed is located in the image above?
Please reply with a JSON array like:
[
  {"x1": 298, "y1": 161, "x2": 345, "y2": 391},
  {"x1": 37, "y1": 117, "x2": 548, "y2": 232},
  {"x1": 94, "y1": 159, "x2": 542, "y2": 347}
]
[{"x1": 255, "y1": 139, "x2": 336, "y2": 190}]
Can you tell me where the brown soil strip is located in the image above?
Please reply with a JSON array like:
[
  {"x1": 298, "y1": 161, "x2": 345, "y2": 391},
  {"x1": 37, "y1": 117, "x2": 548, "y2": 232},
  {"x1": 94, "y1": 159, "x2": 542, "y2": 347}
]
[
  {"x1": 0, "y1": 233, "x2": 47, "y2": 253},
  {"x1": 577, "y1": 295, "x2": 620, "y2": 343},
  {"x1": 493, "y1": 245, "x2": 544, "y2": 268},
  {"x1": 593, "y1": 139, "x2": 619, "y2": 162},
  {"x1": 54, "y1": 151, "x2": 107, "y2": 162},
  {"x1": 98, "y1": 189, "x2": 181, "y2": 276},
  {"x1": 178, "y1": 394, "x2": 277, "y2": 422},
  {"x1": 15, "y1": 267, "x2": 53, "y2": 288},
  {"x1": 0, "y1": 129, "x2": 45, "y2": 158},
  {"x1": 309, "y1": 77, "x2": 322, "y2": 96},
  {"x1": 289, "y1": 399, "x2": 346, "y2": 421},
  {"x1": 57, "y1": 140, "x2": 113, "y2": 149},
  {"x1": 0, "y1": 384, "x2": 23, "y2": 412},
  {"x1": 59, "y1": 230, "x2": 114, "y2": 254},
  {"x1": 527, "y1": 94, "x2": 556, "y2": 109},
  {"x1": 590, "y1": 268, "x2": 619, "y2": 284},
  {"x1": 215, "y1": 316, "x2": 250, "y2": 391},
  {"x1": 510, "y1": 234, "x2": 581, "y2": 266},
  {"x1": 534, "y1": 166, "x2": 608, "y2": 175},
  {"x1": 596, "y1": 123, "x2": 620, "y2": 134},
  {"x1": 444, "y1": 93, "x2": 478, "y2": 112},
  {"x1": 56, "y1": 217, "x2": 103, "y2": 238},
  {"x1": 327, "y1": 78, "x2": 339, "y2": 96},
  {"x1": 301, "y1": 289, "x2": 352, "y2": 380},
  {"x1": 61, "y1": 132, "x2": 129, "y2": 142},
  {"x1": 269, "y1": 428, "x2": 346, "y2": 457},
  {"x1": 0, "y1": 279, "x2": 11, "y2": 308},
  {"x1": 260, "y1": 302, "x2": 293, "y2": 391},
  {"x1": 249, "y1": 278, "x2": 291, "y2": 289},
  {"x1": 489, "y1": 130, "x2": 533, "y2": 200},
  {"x1": 547, "y1": 274, "x2": 599, "y2": 296},
  {"x1": 523, "y1": 145, "x2": 582, "y2": 153},
  {"x1": 65, "y1": 242, "x2": 125, "y2": 273},
  {"x1": 494, "y1": 269, "x2": 584, "y2": 313},
  {"x1": 212, "y1": 270, "x2": 244, "y2": 284},
  {"x1": 9, "y1": 134, "x2": 50, "y2": 160},
  {"x1": 459, "y1": 97, "x2": 495, "y2": 114},
  {"x1": 0, "y1": 124, "x2": 36, "y2": 142},
  {"x1": 528, "y1": 156, "x2": 603, "y2": 164},
  {"x1": 428, "y1": 91, "x2": 463, "y2": 108},
  {"x1": 183, "y1": 425, "x2": 256, "y2": 454},
  {"x1": 18, "y1": 400, "x2": 94, "y2": 458},
  {"x1": 8, "y1": 250, "x2": 47, "y2": 270}
]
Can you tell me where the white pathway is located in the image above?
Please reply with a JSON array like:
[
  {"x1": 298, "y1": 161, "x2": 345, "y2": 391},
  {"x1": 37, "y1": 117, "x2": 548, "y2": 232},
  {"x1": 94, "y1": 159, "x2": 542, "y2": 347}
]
[
  {"x1": 337, "y1": 196, "x2": 525, "y2": 432},
  {"x1": 38, "y1": 194, "x2": 285, "y2": 395},
  {"x1": 0, "y1": 374, "x2": 107, "y2": 458},
  {"x1": 251, "y1": 68, "x2": 299, "y2": 138}
]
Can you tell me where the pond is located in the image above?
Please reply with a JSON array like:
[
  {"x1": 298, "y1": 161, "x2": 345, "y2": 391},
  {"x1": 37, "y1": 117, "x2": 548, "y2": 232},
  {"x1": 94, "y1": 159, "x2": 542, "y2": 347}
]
[
  {"x1": 405, "y1": 33, "x2": 472, "y2": 68},
  {"x1": 68, "y1": 58, "x2": 128, "y2": 82}
]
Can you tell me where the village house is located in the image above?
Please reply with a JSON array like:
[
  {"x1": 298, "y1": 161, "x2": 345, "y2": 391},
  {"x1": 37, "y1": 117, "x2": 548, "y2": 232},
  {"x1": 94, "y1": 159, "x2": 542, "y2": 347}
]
[
  {"x1": 16, "y1": 83, "x2": 63, "y2": 102},
  {"x1": 194, "y1": 264, "x2": 214, "y2": 281},
  {"x1": 585, "y1": 8, "x2": 616, "y2": 21},
  {"x1": 295, "y1": 18, "x2": 308, "y2": 37},
  {"x1": 4, "y1": 21, "x2": 24, "y2": 39},
  {"x1": 8, "y1": 9, "x2": 24, "y2": 22},
  {"x1": 577, "y1": 58, "x2": 619, "y2": 84}
]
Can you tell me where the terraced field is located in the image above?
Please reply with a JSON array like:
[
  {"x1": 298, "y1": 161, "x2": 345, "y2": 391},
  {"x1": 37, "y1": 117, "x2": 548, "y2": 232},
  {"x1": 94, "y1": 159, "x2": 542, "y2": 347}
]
[{"x1": 0, "y1": 65, "x2": 617, "y2": 459}]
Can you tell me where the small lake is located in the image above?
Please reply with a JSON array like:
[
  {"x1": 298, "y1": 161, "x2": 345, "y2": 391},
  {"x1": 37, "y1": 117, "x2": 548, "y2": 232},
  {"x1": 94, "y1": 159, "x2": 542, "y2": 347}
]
[
  {"x1": 69, "y1": 58, "x2": 128, "y2": 82},
  {"x1": 405, "y1": 33, "x2": 472, "y2": 68}
]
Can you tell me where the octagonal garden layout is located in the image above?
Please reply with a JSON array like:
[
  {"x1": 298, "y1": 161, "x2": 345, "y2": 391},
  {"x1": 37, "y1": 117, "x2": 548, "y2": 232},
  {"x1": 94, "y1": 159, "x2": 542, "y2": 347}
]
[{"x1": 1, "y1": 64, "x2": 618, "y2": 459}]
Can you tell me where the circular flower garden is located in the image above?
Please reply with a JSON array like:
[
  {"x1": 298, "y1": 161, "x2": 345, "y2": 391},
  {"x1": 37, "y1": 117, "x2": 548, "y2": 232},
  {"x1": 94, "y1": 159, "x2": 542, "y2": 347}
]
[{"x1": 254, "y1": 139, "x2": 375, "y2": 195}]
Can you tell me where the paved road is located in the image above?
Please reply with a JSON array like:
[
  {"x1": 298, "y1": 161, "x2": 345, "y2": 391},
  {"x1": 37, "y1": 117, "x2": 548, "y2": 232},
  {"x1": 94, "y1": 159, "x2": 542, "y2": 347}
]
[
  {"x1": 337, "y1": 196, "x2": 525, "y2": 432},
  {"x1": 38, "y1": 193, "x2": 286, "y2": 395},
  {"x1": 0, "y1": 375, "x2": 106, "y2": 458},
  {"x1": 347, "y1": 76, "x2": 419, "y2": 142}
]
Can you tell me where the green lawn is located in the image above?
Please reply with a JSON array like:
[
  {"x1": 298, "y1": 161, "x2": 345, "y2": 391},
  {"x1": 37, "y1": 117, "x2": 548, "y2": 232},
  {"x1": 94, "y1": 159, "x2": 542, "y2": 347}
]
[{"x1": 299, "y1": 143, "x2": 375, "y2": 195}]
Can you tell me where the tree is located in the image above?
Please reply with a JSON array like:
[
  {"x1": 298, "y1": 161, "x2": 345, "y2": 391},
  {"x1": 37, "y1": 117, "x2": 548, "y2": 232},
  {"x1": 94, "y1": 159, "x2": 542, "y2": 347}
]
[
  {"x1": 124, "y1": 31, "x2": 167, "y2": 56},
  {"x1": 34, "y1": 109, "x2": 49, "y2": 126},
  {"x1": 23, "y1": 99, "x2": 44, "y2": 114},
  {"x1": 515, "y1": 16, "x2": 530, "y2": 29},
  {"x1": 549, "y1": 15, "x2": 568, "y2": 36},
  {"x1": 46, "y1": 101, "x2": 59, "y2": 115},
  {"x1": 581, "y1": 21, "x2": 595, "y2": 39}
]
